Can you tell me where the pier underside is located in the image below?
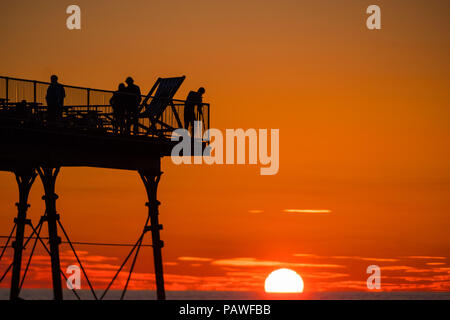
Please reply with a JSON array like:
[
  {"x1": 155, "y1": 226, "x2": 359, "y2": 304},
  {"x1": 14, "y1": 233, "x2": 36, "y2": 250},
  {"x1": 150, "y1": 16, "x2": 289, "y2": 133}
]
[{"x1": 0, "y1": 126, "x2": 169, "y2": 172}]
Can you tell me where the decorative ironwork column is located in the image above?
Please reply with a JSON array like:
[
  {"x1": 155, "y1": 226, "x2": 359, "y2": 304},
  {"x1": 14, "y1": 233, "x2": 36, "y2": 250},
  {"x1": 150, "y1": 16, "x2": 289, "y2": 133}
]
[
  {"x1": 10, "y1": 168, "x2": 36, "y2": 300},
  {"x1": 139, "y1": 170, "x2": 165, "y2": 300},
  {"x1": 37, "y1": 166, "x2": 63, "y2": 300}
]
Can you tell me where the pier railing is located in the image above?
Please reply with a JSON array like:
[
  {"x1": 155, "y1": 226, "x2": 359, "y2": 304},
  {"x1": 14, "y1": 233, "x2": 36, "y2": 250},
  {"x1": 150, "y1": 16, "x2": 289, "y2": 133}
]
[{"x1": 0, "y1": 76, "x2": 210, "y2": 139}]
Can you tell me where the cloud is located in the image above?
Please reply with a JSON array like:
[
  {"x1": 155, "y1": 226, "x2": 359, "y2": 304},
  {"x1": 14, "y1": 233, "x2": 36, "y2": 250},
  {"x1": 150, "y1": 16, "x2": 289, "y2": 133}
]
[
  {"x1": 212, "y1": 258, "x2": 281, "y2": 267},
  {"x1": 331, "y1": 256, "x2": 399, "y2": 262},
  {"x1": 302, "y1": 272, "x2": 350, "y2": 279},
  {"x1": 403, "y1": 256, "x2": 447, "y2": 260},
  {"x1": 361, "y1": 258, "x2": 399, "y2": 262},
  {"x1": 248, "y1": 210, "x2": 264, "y2": 213},
  {"x1": 293, "y1": 253, "x2": 321, "y2": 258},
  {"x1": 317, "y1": 280, "x2": 368, "y2": 291},
  {"x1": 178, "y1": 256, "x2": 213, "y2": 262},
  {"x1": 381, "y1": 265, "x2": 415, "y2": 271},
  {"x1": 284, "y1": 209, "x2": 331, "y2": 214},
  {"x1": 79, "y1": 255, "x2": 119, "y2": 263},
  {"x1": 225, "y1": 271, "x2": 266, "y2": 279},
  {"x1": 211, "y1": 257, "x2": 344, "y2": 269},
  {"x1": 378, "y1": 265, "x2": 449, "y2": 275},
  {"x1": 385, "y1": 274, "x2": 450, "y2": 283}
]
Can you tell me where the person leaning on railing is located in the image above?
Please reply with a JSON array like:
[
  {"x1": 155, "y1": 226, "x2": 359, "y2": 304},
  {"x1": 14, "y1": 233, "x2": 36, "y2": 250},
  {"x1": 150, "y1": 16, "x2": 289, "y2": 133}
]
[
  {"x1": 45, "y1": 75, "x2": 66, "y2": 122},
  {"x1": 184, "y1": 87, "x2": 205, "y2": 137}
]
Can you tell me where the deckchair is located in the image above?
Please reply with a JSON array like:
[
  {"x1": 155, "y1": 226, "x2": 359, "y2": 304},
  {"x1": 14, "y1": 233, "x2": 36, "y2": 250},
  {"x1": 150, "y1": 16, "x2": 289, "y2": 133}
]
[{"x1": 138, "y1": 76, "x2": 185, "y2": 135}]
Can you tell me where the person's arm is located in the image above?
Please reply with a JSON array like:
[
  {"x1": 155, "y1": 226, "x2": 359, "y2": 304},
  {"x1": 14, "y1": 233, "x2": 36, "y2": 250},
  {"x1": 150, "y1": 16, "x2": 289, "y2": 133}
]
[{"x1": 197, "y1": 96, "x2": 203, "y2": 114}]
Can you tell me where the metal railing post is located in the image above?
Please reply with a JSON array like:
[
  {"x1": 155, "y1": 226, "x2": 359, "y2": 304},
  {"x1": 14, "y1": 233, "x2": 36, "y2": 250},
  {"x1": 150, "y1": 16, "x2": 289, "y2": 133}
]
[
  {"x1": 87, "y1": 88, "x2": 90, "y2": 111},
  {"x1": 33, "y1": 81, "x2": 37, "y2": 103},
  {"x1": 5, "y1": 77, "x2": 8, "y2": 102}
]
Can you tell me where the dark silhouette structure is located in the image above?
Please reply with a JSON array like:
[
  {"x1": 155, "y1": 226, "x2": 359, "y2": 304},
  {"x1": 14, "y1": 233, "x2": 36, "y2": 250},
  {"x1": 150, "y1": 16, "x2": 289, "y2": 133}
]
[
  {"x1": 184, "y1": 87, "x2": 205, "y2": 137},
  {"x1": 0, "y1": 75, "x2": 210, "y2": 300},
  {"x1": 125, "y1": 77, "x2": 142, "y2": 135},
  {"x1": 110, "y1": 83, "x2": 126, "y2": 133},
  {"x1": 45, "y1": 75, "x2": 65, "y2": 121}
]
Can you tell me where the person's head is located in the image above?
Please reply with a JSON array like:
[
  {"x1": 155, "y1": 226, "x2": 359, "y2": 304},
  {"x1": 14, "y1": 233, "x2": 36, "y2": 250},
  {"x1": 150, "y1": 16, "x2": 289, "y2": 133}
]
[
  {"x1": 198, "y1": 87, "x2": 205, "y2": 95},
  {"x1": 118, "y1": 83, "x2": 126, "y2": 91},
  {"x1": 50, "y1": 75, "x2": 58, "y2": 83},
  {"x1": 125, "y1": 77, "x2": 134, "y2": 85}
]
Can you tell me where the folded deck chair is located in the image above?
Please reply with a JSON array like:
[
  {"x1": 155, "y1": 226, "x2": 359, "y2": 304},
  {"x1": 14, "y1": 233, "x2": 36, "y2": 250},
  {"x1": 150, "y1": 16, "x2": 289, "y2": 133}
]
[{"x1": 139, "y1": 76, "x2": 185, "y2": 135}]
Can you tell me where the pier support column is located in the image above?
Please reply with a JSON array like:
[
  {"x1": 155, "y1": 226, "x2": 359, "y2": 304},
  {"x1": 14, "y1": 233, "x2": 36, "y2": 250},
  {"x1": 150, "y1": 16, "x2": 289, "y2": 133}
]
[
  {"x1": 139, "y1": 170, "x2": 165, "y2": 300},
  {"x1": 37, "y1": 166, "x2": 63, "y2": 300},
  {"x1": 10, "y1": 168, "x2": 37, "y2": 300}
]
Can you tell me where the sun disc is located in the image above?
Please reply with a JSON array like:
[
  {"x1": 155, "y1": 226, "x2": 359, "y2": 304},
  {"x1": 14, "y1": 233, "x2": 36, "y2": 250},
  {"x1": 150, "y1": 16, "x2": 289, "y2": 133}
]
[{"x1": 264, "y1": 268, "x2": 304, "y2": 293}]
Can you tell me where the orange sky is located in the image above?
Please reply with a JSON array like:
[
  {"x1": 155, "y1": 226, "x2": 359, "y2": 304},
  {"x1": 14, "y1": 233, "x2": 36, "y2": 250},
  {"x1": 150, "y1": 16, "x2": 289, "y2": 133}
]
[{"x1": 0, "y1": 0, "x2": 449, "y2": 293}]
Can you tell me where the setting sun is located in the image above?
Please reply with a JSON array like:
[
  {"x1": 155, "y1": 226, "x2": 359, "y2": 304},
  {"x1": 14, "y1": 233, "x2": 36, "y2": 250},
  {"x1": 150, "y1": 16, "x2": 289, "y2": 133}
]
[{"x1": 264, "y1": 269, "x2": 304, "y2": 293}]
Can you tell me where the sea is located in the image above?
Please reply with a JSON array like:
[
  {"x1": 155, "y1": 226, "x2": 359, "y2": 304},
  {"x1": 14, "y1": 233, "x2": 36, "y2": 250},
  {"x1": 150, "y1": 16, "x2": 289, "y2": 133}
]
[{"x1": 0, "y1": 289, "x2": 449, "y2": 300}]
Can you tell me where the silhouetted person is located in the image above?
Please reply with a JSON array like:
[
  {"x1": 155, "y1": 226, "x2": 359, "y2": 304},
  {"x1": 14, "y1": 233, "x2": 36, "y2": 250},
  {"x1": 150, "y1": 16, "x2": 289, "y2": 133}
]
[
  {"x1": 184, "y1": 87, "x2": 205, "y2": 136},
  {"x1": 110, "y1": 83, "x2": 127, "y2": 133},
  {"x1": 124, "y1": 77, "x2": 141, "y2": 135},
  {"x1": 15, "y1": 100, "x2": 28, "y2": 118},
  {"x1": 45, "y1": 75, "x2": 65, "y2": 121}
]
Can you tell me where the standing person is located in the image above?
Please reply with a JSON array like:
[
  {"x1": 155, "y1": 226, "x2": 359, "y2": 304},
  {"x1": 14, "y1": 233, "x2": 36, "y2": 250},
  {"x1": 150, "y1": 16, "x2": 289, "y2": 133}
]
[
  {"x1": 184, "y1": 87, "x2": 205, "y2": 137},
  {"x1": 109, "y1": 83, "x2": 126, "y2": 133},
  {"x1": 45, "y1": 75, "x2": 66, "y2": 121},
  {"x1": 124, "y1": 76, "x2": 141, "y2": 135},
  {"x1": 15, "y1": 100, "x2": 28, "y2": 118}
]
